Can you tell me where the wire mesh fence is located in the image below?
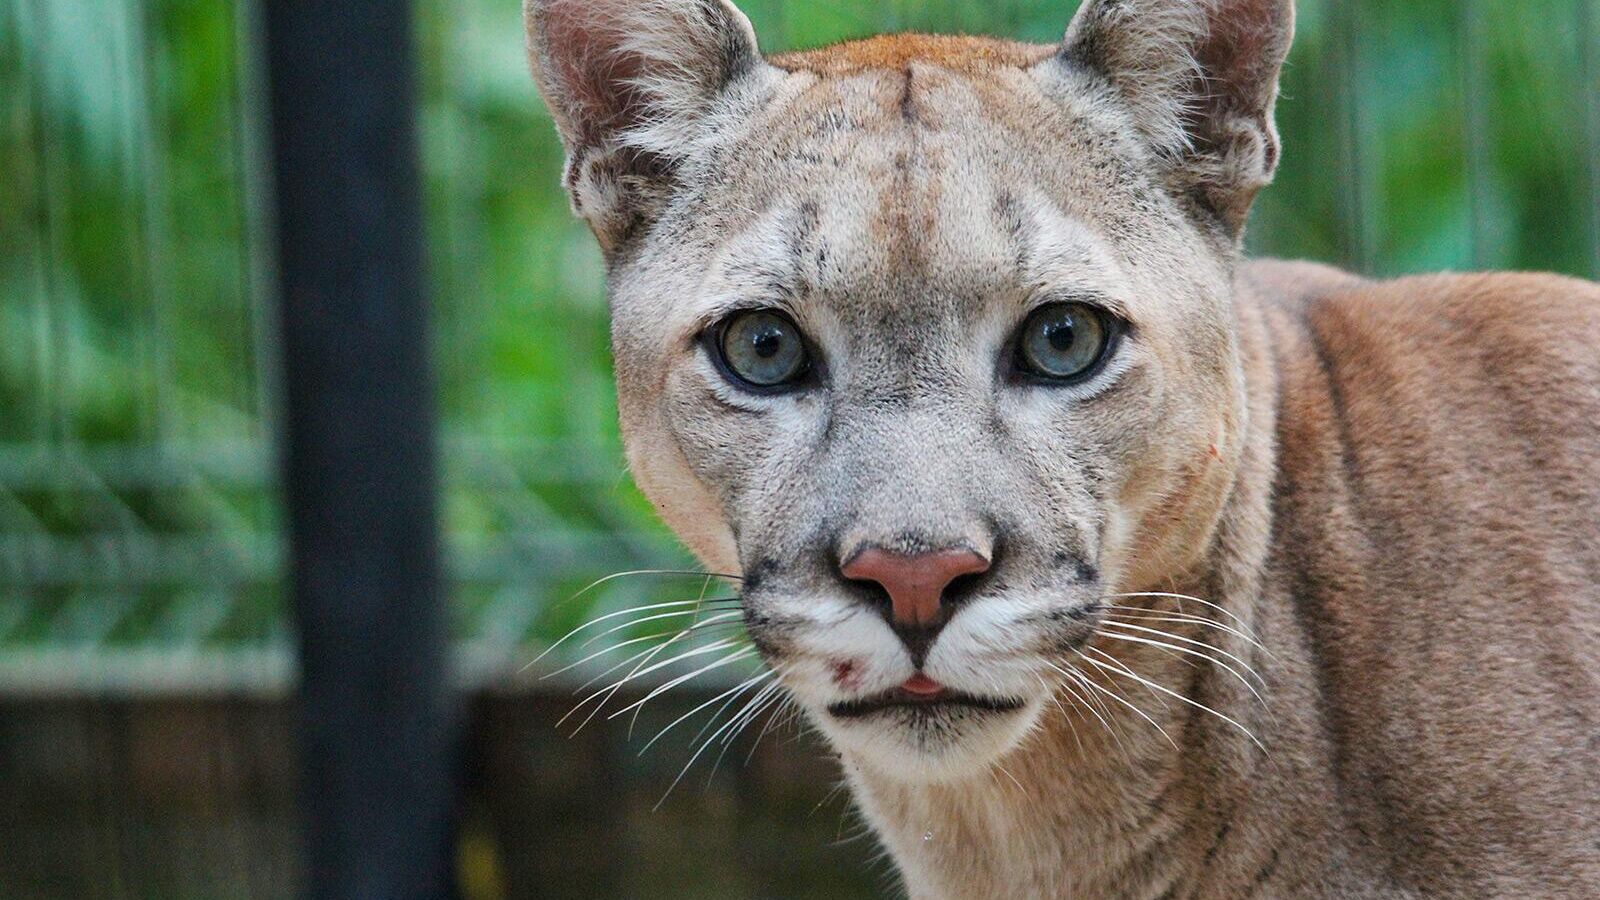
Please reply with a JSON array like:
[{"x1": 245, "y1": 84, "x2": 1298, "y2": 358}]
[{"x1": 2, "y1": 0, "x2": 1599, "y2": 675}]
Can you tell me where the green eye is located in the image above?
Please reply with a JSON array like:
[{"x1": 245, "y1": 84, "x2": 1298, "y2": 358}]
[
  {"x1": 1015, "y1": 302, "x2": 1115, "y2": 382},
  {"x1": 715, "y1": 309, "x2": 812, "y2": 389}
]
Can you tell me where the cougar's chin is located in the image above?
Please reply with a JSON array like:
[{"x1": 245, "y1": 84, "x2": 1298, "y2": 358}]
[{"x1": 816, "y1": 688, "x2": 1046, "y2": 784}]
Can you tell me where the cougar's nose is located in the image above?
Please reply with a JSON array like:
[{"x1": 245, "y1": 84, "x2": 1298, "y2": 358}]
[{"x1": 840, "y1": 547, "x2": 992, "y2": 631}]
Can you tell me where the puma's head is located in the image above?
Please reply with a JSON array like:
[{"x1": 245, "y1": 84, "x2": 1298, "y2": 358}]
[{"x1": 526, "y1": 0, "x2": 1293, "y2": 781}]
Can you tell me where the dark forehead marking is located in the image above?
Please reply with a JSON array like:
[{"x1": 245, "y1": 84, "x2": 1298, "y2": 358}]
[
  {"x1": 898, "y1": 69, "x2": 918, "y2": 124},
  {"x1": 993, "y1": 189, "x2": 1031, "y2": 271}
]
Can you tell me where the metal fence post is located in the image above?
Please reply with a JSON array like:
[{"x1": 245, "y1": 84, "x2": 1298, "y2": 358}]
[{"x1": 260, "y1": 1, "x2": 457, "y2": 897}]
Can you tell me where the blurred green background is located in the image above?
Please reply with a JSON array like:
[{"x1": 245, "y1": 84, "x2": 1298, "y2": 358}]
[{"x1": 1, "y1": 1, "x2": 1597, "y2": 897}]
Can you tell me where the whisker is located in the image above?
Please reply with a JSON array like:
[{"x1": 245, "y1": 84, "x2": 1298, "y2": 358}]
[
  {"x1": 1103, "y1": 591, "x2": 1262, "y2": 643},
  {"x1": 607, "y1": 643, "x2": 757, "y2": 722},
  {"x1": 1036, "y1": 672, "x2": 1087, "y2": 757},
  {"x1": 1045, "y1": 660, "x2": 1132, "y2": 754},
  {"x1": 1097, "y1": 629, "x2": 1266, "y2": 708},
  {"x1": 809, "y1": 778, "x2": 851, "y2": 819},
  {"x1": 743, "y1": 693, "x2": 795, "y2": 767},
  {"x1": 1082, "y1": 644, "x2": 1175, "y2": 711},
  {"x1": 527, "y1": 596, "x2": 740, "y2": 668},
  {"x1": 575, "y1": 604, "x2": 741, "y2": 652},
  {"x1": 637, "y1": 669, "x2": 774, "y2": 756},
  {"x1": 687, "y1": 665, "x2": 774, "y2": 749},
  {"x1": 1099, "y1": 620, "x2": 1267, "y2": 691},
  {"x1": 994, "y1": 761, "x2": 1025, "y2": 791},
  {"x1": 570, "y1": 569, "x2": 743, "y2": 602},
  {"x1": 1103, "y1": 608, "x2": 1272, "y2": 661},
  {"x1": 559, "y1": 630, "x2": 731, "y2": 732},
  {"x1": 1076, "y1": 649, "x2": 1265, "y2": 752},
  {"x1": 708, "y1": 681, "x2": 787, "y2": 781},
  {"x1": 654, "y1": 679, "x2": 783, "y2": 810},
  {"x1": 1068, "y1": 650, "x2": 1184, "y2": 749},
  {"x1": 1055, "y1": 656, "x2": 1178, "y2": 751},
  {"x1": 569, "y1": 632, "x2": 690, "y2": 696},
  {"x1": 543, "y1": 613, "x2": 744, "y2": 680},
  {"x1": 1100, "y1": 625, "x2": 1203, "y2": 673}
]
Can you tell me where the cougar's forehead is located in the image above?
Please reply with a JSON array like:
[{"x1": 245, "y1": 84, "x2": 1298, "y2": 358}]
[
  {"x1": 629, "y1": 39, "x2": 1211, "y2": 336},
  {"x1": 657, "y1": 64, "x2": 1104, "y2": 322}
]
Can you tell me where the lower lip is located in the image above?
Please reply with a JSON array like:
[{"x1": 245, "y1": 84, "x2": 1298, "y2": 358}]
[
  {"x1": 827, "y1": 687, "x2": 1026, "y2": 720},
  {"x1": 901, "y1": 673, "x2": 946, "y2": 697}
]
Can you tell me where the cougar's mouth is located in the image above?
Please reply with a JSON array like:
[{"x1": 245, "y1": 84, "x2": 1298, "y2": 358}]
[{"x1": 827, "y1": 684, "x2": 1027, "y2": 720}]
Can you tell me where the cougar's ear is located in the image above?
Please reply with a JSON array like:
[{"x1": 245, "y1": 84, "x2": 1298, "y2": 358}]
[
  {"x1": 1062, "y1": 0, "x2": 1294, "y2": 238},
  {"x1": 525, "y1": 0, "x2": 764, "y2": 251}
]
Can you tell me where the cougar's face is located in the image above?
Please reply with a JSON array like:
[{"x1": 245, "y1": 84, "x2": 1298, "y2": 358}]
[{"x1": 608, "y1": 56, "x2": 1249, "y2": 781}]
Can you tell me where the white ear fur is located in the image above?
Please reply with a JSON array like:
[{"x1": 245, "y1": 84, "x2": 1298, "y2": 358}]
[
  {"x1": 525, "y1": 0, "x2": 763, "y2": 249},
  {"x1": 1063, "y1": 0, "x2": 1294, "y2": 236}
]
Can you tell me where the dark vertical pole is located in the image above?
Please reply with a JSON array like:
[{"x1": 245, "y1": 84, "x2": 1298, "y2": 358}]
[{"x1": 261, "y1": 2, "x2": 456, "y2": 898}]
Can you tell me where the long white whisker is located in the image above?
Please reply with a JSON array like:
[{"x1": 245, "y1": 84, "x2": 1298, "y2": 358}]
[
  {"x1": 743, "y1": 693, "x2": 795, "y2": 767},
  {"x1": 1104, "y1": 607, "x2": 1272, "y2": 656},
  {"x1": 1036, "y1": 672, "x2": 1087, "y2": 757},
  {"x1": 708, "y1": 681, "x2": 787, "y2": 781},
  {"x1": 570, "y1": 569, "x2": 742, "y2": 602},
  {"x1": 543, "y1": 613, "x2": 744, "y2": 680},
  {"x1": 575, "y1": 606, "x2": 740, "y2": 652},
  {"x1": 1082, "y1": 644, "x2": 1175, "y2": 710},
  {"x1": 1045, "y1": 660, "x2": 1131, "y2": 754},
  {"x1": 1104, "y1": 592, "x2": 1264, "y2": 647},
  {"x1": 720, "y1": 680, "x2": 785, "y2": 749},
  {"x1": 654, "y1": 679, "x2": 783, "y2": 810},
  {"x1": 1100, "y1": 620, "x2": 1267, "y2": 690},
  {"x1": 638, "y1": 669, "x2": 773, "y2": 756},
  {"x1": 1098, "y1": 630, "x2": 1268, "y2": 708},
  {"x1": 1056, "y1": 657, "x2": 1178, "y2": 751},
  {"x1": 527, "y1": 597, "x2": 740, "y2": 668},
  {"x1": 1077, "y1": 649, "x2": 1265, "y2": 752},
  {"x1": 558, "y1": 628, "x2": 722, "y2": 732},
  {"x1": 569, "y1": 634, "x2": 683, "y2": 696},
  {"x1": 607, "y1": 644, "x2": 757, "y2": 722},
  {"x1": 994, "y1": 761, "x2": 1025, "y2": 791}
]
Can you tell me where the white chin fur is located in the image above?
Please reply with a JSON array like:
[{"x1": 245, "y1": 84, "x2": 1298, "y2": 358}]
[{"x1": 812, "y1": 695, "x2": 1047, "y2": 784}]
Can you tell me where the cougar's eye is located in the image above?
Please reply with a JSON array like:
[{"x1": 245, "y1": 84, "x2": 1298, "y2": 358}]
[
  {"x1": 713, "y1": 309, "x2": 812, "y2": 390},
  {"x1": 1014, "y1": 302, "x2": 1116, "y2": 383}
]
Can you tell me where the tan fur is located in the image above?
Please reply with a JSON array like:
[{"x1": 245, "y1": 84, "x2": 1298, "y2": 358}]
[
  {"x1": 527, "y1": 1, "x2": 1600, "y2": 895},
  {"x1": 857, "y1": 265, "x2": 1600, "y2": 897},
  {"x1": 772, "y1": 34, "x2": 1057, "y2": 74}
]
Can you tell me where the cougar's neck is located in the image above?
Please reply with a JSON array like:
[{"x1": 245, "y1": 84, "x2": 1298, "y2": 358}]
[{"x1": 845, "y1": 270, "x2": 1302, "y2": 900}]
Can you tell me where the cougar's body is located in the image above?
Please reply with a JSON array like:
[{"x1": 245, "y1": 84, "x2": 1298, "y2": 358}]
[
  {"x1": 526, "y1": 1, "x2": 1600, "y2": 894},
  {"x1": 862, "y1": 262, "x2": 1600, "y2": 897}
]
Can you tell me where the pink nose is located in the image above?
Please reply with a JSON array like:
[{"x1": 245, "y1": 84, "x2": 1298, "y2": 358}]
[{"x1": 840, "y1": 547, "x2": 991, "y2": 629}]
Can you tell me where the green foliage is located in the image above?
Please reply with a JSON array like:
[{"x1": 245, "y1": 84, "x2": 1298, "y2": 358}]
[{"x1": 1, "y1": 0, "x2": 1597, "y2": 652}]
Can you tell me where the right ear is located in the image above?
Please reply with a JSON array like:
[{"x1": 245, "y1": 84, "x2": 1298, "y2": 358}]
[{"x1": 525, "y1": 0, "x2": 764, "y2": 251}]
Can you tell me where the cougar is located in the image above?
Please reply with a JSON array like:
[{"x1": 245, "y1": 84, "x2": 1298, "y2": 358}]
[{"x1": 524, "y1": 0, "x2": 1600, "y2": 895}]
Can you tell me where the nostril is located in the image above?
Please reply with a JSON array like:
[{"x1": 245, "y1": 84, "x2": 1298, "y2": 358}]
[
  {"x1": 839, "y1": 545, "x2": 992, "y2": 630},
  {"x1": 849, "y1": 578, "x2": 893, "y2": 614},
  {"x1": 941, "y1": 569, "x2": 991, "y2": 610}
]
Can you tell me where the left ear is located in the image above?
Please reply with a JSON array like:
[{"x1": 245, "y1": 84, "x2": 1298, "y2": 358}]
[
  {"x1": 525, "y1": 0, "x2": 765, "y2": 251},
  {"x1": 1062, "y1": 0, "x2": 1295, "y2": 237}
]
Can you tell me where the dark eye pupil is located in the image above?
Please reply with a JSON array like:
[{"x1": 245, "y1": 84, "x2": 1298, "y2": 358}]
[
  {"x1": 1045, "y1": 320, "x2": 1076, "y2": 352},
  {"x1": 752, "y1": 327, "x2": 783, "y2": 359}
]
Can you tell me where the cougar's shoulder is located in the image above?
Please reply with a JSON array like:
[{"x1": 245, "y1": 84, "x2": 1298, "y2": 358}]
[{"x1": 1256, "y1": 266, "x2": 1600, "y2": 895}]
